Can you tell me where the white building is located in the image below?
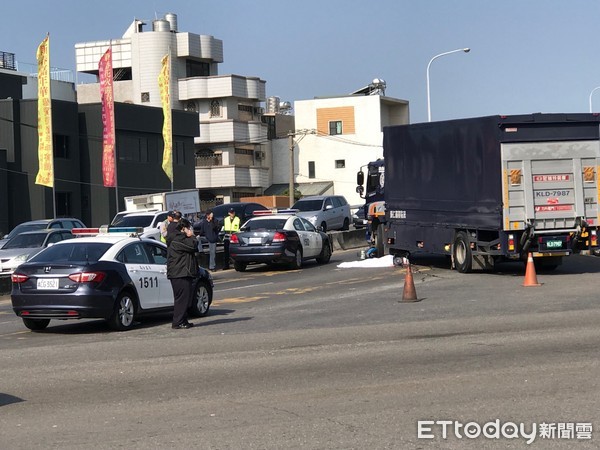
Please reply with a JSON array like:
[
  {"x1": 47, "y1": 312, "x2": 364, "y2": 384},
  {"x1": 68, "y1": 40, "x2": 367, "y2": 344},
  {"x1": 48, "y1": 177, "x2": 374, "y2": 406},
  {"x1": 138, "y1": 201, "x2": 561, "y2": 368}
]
[
  {"x1": 275, "y1": 83, "x2": 409, "y2": 206},
  {"x1": 74, "y1": 13, "x2": 269, "y2": 206}
]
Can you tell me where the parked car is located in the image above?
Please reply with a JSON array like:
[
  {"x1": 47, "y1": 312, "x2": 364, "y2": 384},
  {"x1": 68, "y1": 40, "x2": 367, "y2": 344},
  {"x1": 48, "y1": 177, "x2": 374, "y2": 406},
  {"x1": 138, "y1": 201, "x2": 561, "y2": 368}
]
[
  {"x1": 292, "y1": 195, "x2": 351, "y2": 232},
  {"x1": 229, "y1": 213, "x2": 333, "y2": 271},
  {"x1": 110, "y1": 209, "x2": 160, "y2": 226},
  {"x1": 110, "y1": 211, "x2": 169, "y2": 240},
  {"x1": 0, "y1": 218, "x2": 86, "y2": 249},
  {"x1": 209, "y1": 202, "x2": 270, "y2": 229},
  {"x1": 10, "y1": 228, "x2": 213, "y2": 331},
  {"x1": 0, "y1": 229, "x2": 75, "y2": 275},
  {"x1": 351, "y1": 205, "x2": 367, "y2": 229}
]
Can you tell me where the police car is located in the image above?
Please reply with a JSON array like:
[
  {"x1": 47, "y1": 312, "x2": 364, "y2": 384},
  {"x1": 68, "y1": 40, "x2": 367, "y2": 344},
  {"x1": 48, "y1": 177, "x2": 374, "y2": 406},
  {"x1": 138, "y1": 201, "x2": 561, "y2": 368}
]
[
  {"x1": 228, "y1": 210, "x2": 333, "y2": 271},
  {"x1": 10, "y1": 227, "x2": 213, "y2": 331}
]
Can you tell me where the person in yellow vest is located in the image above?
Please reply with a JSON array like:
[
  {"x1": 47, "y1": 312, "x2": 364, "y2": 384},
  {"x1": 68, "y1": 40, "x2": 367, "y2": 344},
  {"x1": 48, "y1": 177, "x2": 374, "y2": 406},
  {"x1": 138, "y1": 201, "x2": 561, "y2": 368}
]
[{"x1": 222, "y1": 208, "x2": 240, "y2": 270}]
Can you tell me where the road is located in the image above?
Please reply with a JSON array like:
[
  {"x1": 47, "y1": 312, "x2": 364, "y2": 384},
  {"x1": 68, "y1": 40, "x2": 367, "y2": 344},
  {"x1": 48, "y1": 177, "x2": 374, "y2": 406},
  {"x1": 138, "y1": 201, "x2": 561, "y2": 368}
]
[{"x1": 1, "y1": 250, "x2": 599, "y2": 449}]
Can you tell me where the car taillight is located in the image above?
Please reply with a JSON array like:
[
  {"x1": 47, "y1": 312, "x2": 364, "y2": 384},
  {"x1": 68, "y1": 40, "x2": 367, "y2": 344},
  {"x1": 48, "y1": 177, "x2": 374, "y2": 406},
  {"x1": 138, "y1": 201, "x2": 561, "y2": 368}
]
[
  {"x1": 68, "y1": 272, "x2": 106, "y2": 283},
  {"x1": 273, "y1": 232, "x2": 286, "y2": 243},
  {"x1": 11, "y1": 273, "x2": 29, "y2": 283},
  {"x1": 230, "y1": 234, "x2": 239, "y2": 244}
]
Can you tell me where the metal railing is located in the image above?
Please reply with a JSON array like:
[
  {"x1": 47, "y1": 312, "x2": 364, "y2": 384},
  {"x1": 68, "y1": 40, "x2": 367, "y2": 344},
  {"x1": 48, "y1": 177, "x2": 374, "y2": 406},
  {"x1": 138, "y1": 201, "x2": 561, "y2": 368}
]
[
  {"x1": 15, "y1": 62, "x2": 74, "y2": 83},
  {"x1": 0, "y1": 51, "x2": 16, "y2": 70},
  {"x1": 195, "y1": 154, "x2": 223, "y2": 167}
]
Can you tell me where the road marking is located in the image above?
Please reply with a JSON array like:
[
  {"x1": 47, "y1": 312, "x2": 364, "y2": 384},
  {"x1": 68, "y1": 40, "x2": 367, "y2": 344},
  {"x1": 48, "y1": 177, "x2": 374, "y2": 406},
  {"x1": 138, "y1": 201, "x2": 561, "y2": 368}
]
[
  {"x1": 218, "y1": 282, "x2": 274, "y2": 292},
  {"x1": 215, "y1": 296, "x2": 267, "y2": 304},
  {"x1": 0, "y1": 311, "x2": 11, "y2": 316}
]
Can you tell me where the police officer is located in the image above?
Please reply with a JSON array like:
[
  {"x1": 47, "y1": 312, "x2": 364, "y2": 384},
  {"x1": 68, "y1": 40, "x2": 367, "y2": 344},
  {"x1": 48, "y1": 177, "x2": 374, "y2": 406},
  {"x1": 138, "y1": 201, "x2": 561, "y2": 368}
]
[{"x1": 222, "y1": 208, "x2": 240, "y2": 270}]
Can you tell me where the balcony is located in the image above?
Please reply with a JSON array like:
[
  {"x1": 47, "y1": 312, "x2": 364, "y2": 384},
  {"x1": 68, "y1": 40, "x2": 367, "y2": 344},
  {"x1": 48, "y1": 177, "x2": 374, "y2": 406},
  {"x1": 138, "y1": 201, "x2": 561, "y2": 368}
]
[
  {"x1": 195, "y1": 165, "x2": 270, "y2": 189},
  {"x1": 0, "y1": 51, "x2": 16, "y2": 70},
  {"x1": 178, "y1": 75, "x2": 266, "y2": 101},
  {"x1": 196, "y1": 120, "x2": 266, "y2": 145},
  {"x1": 195, "y1": 154, "x2": 222, "y2": 167}
]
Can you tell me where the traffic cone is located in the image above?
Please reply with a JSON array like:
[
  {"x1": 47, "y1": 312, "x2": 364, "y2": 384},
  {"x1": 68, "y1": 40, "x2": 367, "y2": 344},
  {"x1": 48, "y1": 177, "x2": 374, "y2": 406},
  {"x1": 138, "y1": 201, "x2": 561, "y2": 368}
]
[
  {"x1": 523, "y1": 252, "x2": 542, "y2": 287},
  {"x1": 401, "y1": 262, "x2": 419, "y2": 302}
]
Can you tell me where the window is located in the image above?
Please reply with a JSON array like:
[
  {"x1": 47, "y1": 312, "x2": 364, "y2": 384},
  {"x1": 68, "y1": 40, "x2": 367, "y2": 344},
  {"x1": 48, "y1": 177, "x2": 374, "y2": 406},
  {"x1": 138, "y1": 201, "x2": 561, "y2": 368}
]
[
  {"x1": 329, "y1": 121, "x2": 342, "y2": 135},
  {"x1": 118, "y1": 243, "x2": 150, "y2": 264},
  {"x1": 54, "y1": 135, "x2": 69, "y2": 159},
  {"x1": 210, "y1": 100, "x2": 222, "y2": 118},
  {"x1": 55, "y1": 192, "x2": 72, "y2": 217},
  {"x1": 186, "y1": 60, "x2": 210, "y2": 77},
  {"x1": 335, "y1": 160, "x2": 345, "y2": 169},
  {"x1": 175, "y1": 141, "x2": 186, "y2": 166},
  {"x1": 308, "y1": 161, "x2": 315, "y2": 179},
  {"x1": 145, "y1": 243, "x2": 167, "y2": 265}
]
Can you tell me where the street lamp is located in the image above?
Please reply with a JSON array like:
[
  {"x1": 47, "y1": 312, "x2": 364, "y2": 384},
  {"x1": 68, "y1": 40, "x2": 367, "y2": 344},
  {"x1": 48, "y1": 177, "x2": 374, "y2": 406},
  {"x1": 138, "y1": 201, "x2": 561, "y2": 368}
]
[
  {"x1": 426, "y1": 48, "x2": 470, "y2": 122},
  {"x1": 589, "y1": 86, "x2": 600, "y2": 113}
]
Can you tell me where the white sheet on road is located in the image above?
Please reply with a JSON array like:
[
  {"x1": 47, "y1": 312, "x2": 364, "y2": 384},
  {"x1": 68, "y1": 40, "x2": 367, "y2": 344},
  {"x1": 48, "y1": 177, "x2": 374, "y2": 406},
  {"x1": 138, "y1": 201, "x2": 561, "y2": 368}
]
[{"x1": 337, "y1": 255, "x2": 395, "y2": 268}]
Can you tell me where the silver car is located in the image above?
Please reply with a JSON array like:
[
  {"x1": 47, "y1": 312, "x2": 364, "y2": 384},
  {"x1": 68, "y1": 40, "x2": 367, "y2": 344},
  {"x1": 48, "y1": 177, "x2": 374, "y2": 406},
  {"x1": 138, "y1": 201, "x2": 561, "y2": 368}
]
[
  {"x1": 0, "y1": 229, "x2": 75, "y2": 275},
  {"x1": 292, "y1": 195, "x2": 351, "y2": 232}
]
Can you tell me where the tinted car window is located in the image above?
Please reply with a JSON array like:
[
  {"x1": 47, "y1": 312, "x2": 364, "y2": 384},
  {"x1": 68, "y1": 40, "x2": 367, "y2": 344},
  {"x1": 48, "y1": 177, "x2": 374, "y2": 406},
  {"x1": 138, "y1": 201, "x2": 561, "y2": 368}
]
[
  {"x1": 152, "y1": 213, "x2": 169, "y2": 227},
  {"x1": 324, "y1": 198, "x2": 333, "y2": 209},
  {"x1": 293, "y1": 218, "x2": 304, "y2": 231},
  {"x1": 113, "y1": 216, "x2": 154, "y2": 228},
  {"x1": 3, "y1": 233, "x2": 47, "y2": 249},
  {"x1": 117, "y1": 243, "x2": 150, "y2": 264},
  {"x1": 49, "y1": 222, "x2": 63, "y2": 229},
  {"x1": 331, "y1": 197, "x2": 342, "y2": 208},
  {"x1": 300, "y1": 218, "x2": 317, "y2": 232},
  {"x1": 145, "y1": 243, "x2": 167, "y2": 265},
  {"x1": 242, "y1": 218, "x2": 286, "y2": 231},
  {"x1": 292, "y1": 199, "x2": 324, "y2": 211},
  {"x1": 7, "y1": 223, "x2": 47, "y2": 238},
  {"x1": 29, "y1": 242, "x2": 112, "y2": 263},
  {"x1": 47, "y1": 232, "x2": 64, "y2": 244}
]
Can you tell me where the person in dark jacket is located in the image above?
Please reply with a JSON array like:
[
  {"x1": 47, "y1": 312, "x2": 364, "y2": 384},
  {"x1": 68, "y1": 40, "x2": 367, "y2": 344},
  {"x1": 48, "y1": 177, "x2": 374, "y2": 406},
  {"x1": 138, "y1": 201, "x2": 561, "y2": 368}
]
[
  {"x1": 166, "y1": 218, "x2": 197, "y2": 329},
  {"x1": 196, "y1": 209, "x2": 220, "y2": 271}
]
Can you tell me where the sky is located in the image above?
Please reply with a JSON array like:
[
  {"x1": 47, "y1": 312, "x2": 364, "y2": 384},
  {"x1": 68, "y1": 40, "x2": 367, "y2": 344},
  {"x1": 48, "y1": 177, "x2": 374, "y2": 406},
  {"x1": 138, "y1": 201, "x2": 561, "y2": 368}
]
[{"x1": 3, "y1": 0, "x2": 600, "y2": 123}]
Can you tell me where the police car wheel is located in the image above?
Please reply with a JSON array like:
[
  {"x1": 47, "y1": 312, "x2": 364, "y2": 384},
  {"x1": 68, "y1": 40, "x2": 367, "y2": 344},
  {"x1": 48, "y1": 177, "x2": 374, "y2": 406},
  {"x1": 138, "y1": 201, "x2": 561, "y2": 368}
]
[
  {"x1": 107, "y1": 291, "x2": 137, "y2": 331},
  {"x1": 189, "y1": 281, "x2": 212, "y2": 317},
  {"x1": 290, "y1": 248, "x2": 303, "y2": 269},
  {"x1": 316, "y1": 242, "x2": 331, "y2": 264}
]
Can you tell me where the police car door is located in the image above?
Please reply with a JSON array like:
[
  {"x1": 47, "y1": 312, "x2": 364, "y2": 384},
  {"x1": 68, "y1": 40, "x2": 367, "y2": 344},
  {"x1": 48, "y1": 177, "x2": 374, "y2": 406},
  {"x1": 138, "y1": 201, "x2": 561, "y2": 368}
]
[
  {"x1": 143, "y1": 242, "x2": 171, "y2": 308},
  {"x1": 293, "y1": 217, "x2": 319, "y2": 258},
  {"x1": 118, "y1": 242, "x2": 162, "y2": 309}
]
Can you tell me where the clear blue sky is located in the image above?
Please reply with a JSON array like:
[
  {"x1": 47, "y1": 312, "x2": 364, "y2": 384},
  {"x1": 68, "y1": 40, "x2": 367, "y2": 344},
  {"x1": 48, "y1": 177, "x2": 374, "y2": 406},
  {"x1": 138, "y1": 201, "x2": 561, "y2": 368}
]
[{"x1": 3, "y1": 0, "x2": 600, "y2": 123}]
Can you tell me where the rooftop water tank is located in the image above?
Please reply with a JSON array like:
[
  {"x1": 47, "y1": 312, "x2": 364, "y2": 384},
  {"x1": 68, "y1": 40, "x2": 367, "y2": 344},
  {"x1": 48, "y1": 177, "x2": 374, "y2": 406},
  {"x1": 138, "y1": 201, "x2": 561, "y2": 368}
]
[
  {"x1": 165, "y1": 13, "x2": 178, "y2": 32},
  {"x1": 152, "y1": 19, "x2": 170, "y2": 32}
]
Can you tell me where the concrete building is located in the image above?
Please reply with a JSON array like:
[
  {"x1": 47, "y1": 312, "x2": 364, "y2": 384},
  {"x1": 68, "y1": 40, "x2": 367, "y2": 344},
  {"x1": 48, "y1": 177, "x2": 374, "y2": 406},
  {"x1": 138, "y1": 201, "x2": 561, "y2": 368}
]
[
  {"x1": 273, "y1": 81, "x2": 409, "y2": 206},
  {"x1": 74, "y1": 12, "x2": 269, "y2": 207}
]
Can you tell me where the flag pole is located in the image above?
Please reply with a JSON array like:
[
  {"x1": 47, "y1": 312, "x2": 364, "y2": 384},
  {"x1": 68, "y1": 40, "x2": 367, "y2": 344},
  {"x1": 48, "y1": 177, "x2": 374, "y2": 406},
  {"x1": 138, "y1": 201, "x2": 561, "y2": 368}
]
[
  {"x1": 111, "y1": 41, "x2": 120, "y2": 212},
  {"x1": 169, "y1": 46, "x2": 173, "y2": 192}
]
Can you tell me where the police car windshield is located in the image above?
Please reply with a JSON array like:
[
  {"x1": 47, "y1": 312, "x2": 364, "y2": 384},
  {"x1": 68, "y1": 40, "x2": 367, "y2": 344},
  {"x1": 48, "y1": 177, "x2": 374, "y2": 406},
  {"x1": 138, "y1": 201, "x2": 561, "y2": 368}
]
[
  {"x1": 242, "y1": 218, "x2": 286, "y2": 231},
  {"x1": 29, "y1": 242, "x2": 112, "y2": 263}
]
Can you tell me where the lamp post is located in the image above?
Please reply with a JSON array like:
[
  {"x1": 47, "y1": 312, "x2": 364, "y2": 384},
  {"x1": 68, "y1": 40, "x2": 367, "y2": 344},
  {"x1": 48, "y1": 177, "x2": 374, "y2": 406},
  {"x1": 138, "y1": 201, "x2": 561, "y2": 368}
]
[
  {"x1": 426, "y1": 48, "x2": 470, "y2": 122},
  {"x1": 589, "y1": 86, "x2": 600, "y2": 113}
]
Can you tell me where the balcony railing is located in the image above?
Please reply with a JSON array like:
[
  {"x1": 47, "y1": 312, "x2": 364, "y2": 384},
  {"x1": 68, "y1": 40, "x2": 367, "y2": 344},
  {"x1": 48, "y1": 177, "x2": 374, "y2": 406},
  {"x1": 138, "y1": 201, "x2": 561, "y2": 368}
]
[
  {"x1": 195, "y1": 154, "x2": 222, "y2": 167},
  {"x1": 15, "y1": 62, "x2": 74, "y2": 83}
]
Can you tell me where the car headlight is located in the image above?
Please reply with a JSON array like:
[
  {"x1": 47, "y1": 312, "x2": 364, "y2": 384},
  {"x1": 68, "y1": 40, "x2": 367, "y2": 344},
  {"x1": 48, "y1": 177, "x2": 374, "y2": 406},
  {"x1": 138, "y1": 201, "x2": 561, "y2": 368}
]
[{"x1": 14, "y1": 253, "x2": 29, "y2": 263}]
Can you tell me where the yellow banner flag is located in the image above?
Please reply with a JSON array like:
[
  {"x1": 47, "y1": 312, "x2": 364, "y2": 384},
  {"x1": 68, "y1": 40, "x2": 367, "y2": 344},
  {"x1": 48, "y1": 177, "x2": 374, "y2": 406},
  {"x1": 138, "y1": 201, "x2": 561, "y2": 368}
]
[
  {"x1": 36, "y1": 35, "x2": 54, "y2": 188},
  {"x1": 159, "y1": 54, "x2": 173, "y2": 182}
]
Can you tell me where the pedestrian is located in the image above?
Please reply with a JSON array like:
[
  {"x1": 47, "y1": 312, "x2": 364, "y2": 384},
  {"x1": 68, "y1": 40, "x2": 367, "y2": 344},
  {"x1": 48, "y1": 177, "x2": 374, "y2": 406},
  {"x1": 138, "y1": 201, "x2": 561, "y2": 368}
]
[
  {"x1": 196, "y1": 209, "x2": 220, "y2": 271},
  {"x1": 166, "y1": 218, "x2": 197, "y2": 329},
  {"x1": 159, "y1": 211, "x2": 175, "y2": 243},
  {"x1": 222, "y1": 207, "x2": 240, "y2": 270},
  {"x1": 165, "y1": 210, "x2": 182, "y2": 243}
]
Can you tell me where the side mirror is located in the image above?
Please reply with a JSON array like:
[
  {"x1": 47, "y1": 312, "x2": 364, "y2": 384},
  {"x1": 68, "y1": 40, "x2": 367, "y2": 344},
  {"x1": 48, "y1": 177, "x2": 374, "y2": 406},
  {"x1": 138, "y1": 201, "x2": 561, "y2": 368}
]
[
  {"x1": 357, "y1": 170, "x2": 364, "y2": 186},
  {"x1": 324, "y1": 204, "x2": 333, "y2": 211}
]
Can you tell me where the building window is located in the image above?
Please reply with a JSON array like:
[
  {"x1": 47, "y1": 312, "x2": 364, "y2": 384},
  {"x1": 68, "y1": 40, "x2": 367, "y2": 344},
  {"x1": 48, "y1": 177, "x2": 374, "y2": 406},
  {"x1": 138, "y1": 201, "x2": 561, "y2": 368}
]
[
  {"x1": 335, "y1": 160, "x2": 345, "y2": 169},
  {"x1": 210, "y1": 100, "x2": 222, "y2": 118},
  {"x1": 141, "y1": 92, "x2": 150, "y2": 103},
  {"x1": 55, "y1": 192, "x2": 71, "y2": 217},
  {"x1": 186, "y1": 60, "x2": 210, "y2": 77},
  {"x1": 329, "y1": 121, "x2": 342, "y2": 135},
  {"x1": 308, "y1": 161, "x2": 315, "y2": 179},
  {"x1": 53, "y1": 135, "x2": 69, "y2": 159},
  {"x1": 175, "y1": 141, "x2": 186, "y2": 166}
]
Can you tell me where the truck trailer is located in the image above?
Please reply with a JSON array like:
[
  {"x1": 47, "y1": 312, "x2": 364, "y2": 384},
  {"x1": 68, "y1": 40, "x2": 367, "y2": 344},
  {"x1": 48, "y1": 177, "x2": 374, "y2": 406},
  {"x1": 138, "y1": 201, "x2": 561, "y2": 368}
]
[{"x1": 383, "y1": 113, "x2": 600, "y2": 272}]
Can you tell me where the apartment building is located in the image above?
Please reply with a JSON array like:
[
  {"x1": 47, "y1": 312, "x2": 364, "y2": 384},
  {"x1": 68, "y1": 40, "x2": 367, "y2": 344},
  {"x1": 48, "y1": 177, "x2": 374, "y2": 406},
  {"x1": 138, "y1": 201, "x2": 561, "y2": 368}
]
[{"x1": 75, "y1": 12, "x2": 269, "y2": 207}]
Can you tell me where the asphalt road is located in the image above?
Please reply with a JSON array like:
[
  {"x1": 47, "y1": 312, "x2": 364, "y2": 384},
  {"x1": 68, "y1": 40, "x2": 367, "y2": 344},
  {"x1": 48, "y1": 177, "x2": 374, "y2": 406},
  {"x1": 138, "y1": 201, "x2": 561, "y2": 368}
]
[{"x1": 1, "y1": 251, "x2": 599, "y2": 449}]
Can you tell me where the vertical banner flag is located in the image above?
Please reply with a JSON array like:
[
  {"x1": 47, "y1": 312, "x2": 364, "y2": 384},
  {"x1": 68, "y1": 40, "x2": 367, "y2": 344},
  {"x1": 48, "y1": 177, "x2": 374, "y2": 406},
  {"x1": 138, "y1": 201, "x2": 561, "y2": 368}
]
[
  {"x1": 159, "y1": 54, "x2": 173, "y2": 182},
  {"x1": 35, "y1": 35, "x2": 54, "y2": 188},
  {"x1": 99, "y1": 47, "x2": 116, "y2": 187}
]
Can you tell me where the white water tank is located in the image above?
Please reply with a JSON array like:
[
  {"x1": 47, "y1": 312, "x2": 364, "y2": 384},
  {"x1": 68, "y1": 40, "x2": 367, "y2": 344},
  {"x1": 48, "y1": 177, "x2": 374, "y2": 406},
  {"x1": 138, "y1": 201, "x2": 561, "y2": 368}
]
[
  {"x1": 165, "y1": 13, "x2": 178, "y2": 32},
  {"x1": 153, "y1": 19, "x2": 170, "y2": 32}
]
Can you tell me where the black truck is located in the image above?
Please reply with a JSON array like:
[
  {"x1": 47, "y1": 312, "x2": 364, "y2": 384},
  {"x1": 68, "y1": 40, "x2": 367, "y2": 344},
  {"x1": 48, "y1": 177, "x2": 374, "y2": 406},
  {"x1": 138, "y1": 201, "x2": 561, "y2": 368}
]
[{"x1": 383, "y1": 114, "x2": 600, "y2": 272}]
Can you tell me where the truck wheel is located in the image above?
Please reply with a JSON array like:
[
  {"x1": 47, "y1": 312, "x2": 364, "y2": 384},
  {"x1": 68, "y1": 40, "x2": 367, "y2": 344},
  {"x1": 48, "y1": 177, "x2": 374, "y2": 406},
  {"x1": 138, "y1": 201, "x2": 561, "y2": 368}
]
[
  {"x1": 453, "y1": 231, "x2": 473, "y2": 273},
  {"x1": 375, "y1": 223, "x2": 385, "y2": 257}
]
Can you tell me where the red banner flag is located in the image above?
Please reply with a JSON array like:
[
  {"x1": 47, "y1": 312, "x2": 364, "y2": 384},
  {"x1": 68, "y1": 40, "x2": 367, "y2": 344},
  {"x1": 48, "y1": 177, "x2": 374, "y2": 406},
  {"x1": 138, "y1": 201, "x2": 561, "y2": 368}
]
[{"x1": 99, "y1": 47, "x2": 116, "y2": 187}]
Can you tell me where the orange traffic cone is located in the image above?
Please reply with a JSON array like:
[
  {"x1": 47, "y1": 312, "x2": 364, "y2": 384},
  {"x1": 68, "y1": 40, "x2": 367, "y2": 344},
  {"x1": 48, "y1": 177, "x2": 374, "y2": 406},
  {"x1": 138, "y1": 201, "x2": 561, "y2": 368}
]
[
  {"x1": 401, "y1": 262, "x2": 419, "y2": 302},
  {"x1": 523, "y1": 253, "x2": 542, "y2": 287}
]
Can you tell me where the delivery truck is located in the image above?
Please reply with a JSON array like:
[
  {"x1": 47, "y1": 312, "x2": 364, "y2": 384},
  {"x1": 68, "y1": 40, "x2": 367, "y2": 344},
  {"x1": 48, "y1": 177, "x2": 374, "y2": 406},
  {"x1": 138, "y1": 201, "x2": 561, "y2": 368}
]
[{"x1": 383, "y1": 113, "x2": 600, "y2": 272}]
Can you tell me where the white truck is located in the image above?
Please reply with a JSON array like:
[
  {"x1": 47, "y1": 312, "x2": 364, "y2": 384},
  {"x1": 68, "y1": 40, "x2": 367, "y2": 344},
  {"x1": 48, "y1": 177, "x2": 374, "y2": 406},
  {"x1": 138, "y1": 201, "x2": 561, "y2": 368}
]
[{"x1": 123, "y1": 189, "x2": 201, "y2": 216}]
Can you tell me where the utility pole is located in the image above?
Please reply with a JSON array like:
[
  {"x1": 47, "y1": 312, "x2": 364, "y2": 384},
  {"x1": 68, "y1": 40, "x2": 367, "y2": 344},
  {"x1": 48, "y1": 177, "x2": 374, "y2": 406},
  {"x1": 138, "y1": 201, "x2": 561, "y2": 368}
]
[{"x1": 288, "y1": 131, "x2": 294, "y2": 207}]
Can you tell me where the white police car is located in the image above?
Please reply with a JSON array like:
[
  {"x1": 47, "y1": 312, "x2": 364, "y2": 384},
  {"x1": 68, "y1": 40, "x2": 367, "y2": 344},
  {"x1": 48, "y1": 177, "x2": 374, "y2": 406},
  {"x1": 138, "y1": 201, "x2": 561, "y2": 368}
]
[{"x1": 10, "y1": 227, "x2": 213, "y2": 331}]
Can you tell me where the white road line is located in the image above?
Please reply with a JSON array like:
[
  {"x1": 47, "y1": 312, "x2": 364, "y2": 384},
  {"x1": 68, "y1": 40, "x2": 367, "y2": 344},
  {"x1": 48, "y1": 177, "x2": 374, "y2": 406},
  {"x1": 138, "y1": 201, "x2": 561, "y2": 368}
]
[{"x1": 218, "y1": 282, "x2": 274, "y2": 292}]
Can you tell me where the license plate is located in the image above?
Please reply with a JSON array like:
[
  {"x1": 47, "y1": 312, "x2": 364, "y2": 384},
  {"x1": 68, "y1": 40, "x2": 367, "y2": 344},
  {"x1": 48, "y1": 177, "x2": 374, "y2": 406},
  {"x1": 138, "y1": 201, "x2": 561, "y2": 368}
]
[
  {"x1": 545, "y1": 240, "x2": 563, "y2": 249},
  {"x1": 249, "y1": 237, "x2": 262, "y2": 245},
  {"x1": 37, "y1": 278, "x2": 59, "y2": 290}
]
